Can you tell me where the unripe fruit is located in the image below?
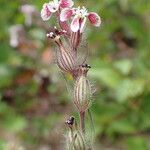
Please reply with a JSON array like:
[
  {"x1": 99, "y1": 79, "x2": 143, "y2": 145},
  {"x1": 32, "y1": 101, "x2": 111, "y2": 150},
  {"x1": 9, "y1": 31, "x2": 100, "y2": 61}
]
[{"x1": 73, "y1": 64, "x2": 92, "y2": 113}]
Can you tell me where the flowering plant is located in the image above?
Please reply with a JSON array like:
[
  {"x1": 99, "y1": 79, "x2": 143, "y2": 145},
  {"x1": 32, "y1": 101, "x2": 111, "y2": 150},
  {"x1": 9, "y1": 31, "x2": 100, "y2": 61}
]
[{"x1": 41, "y1": 0, "x2": 101, "y2": 149}]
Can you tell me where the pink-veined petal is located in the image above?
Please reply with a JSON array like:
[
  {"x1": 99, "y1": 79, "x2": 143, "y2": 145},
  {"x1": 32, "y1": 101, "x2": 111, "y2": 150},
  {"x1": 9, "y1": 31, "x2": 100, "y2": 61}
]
[
  {"x1": 88, "y1": 12, "x2": 101, "y2": 27},
  {"x1": 60, "y1": 8, "x2": 73, "y2": 22},
  {"x1": 59, "y1": 0, "x2": 74, "y2": 8},
  {"x1": 41, "y1": 3, "x2": 52, "y2": 21},
  {"x1": 48, "y1": 1, "x2": 59, "y2": 13},
  {"x1": 80, "y1": 17, "x2": 87, "y2": 33},
  {"x1": 71, "y1": 16, "x2": 80, "y2": 32}
]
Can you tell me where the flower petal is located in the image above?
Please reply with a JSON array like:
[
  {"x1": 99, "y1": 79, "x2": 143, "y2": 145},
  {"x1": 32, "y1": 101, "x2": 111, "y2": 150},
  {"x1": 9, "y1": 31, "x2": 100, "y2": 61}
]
[
  {"x1": 60, "y1": 8, "x2": 73, "y2": 22},
  {"x1": 88, "y1": 12, "x2": 101, "y2": 27},
  {"x1": 41, "y1": 3, "x2": 52, "y2": 21},
  {"x1": 54, "y1": 0, "x2": 59, "y2": 4},
  {"x1": 48, "y1": 1, "x2": 59, "y2": 13},
  {"x1": 71, "y1": 16, "x2": 80, "y2": 32},
  {"x1": 80, "y1": 17, "x2": 87, "y2": 33},
  {"x1": 59, "y1": 0, "x2": 74, "y2": 8}
]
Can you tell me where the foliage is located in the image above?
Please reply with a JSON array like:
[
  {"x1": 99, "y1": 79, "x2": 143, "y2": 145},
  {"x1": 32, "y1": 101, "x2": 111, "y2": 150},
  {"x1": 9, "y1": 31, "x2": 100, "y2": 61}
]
[{"x1": 0, "y1": 0, "x2": 150, "y2": 149}]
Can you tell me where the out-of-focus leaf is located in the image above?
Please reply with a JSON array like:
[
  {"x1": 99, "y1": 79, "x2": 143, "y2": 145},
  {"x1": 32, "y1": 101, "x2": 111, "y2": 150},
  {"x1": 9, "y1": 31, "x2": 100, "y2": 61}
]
[
  {"x1": 3, "y1": 116, "x2": 27, "y2": 132},
  {"x1": 90, "y1": 67, "x2": 122, "y2": 89},
  {"x1": 122, "y1": 15, "x2": 144, "y2": 39},
  {"x1": 0, "y1": 64, "x2": 14, "y2": 88},
  {"x1": 115, "y1": 79, "x2": 145, "y2": 102},
  {"x1": 119, "y1": 0, "x2": 128, "y2": 12},
  {"x1": 0, "y1": 44, "x2": 11, "y2": 63},
  {"x1": 114, "y1": 59, "x2": 132, "y2": 75},
  {"x1": 141, "y1": 94, "x2": 150, "y2": 114},
  {"x1": 107, "y1": 118, "x2": 136, "y2": 135},
  {"x1": 32, "y1": 113, "x2": 60, "y2": 136},
  {"x1": 0, "y1": 43, "x2": 22, "y2": 66},
  {"x1": 126, "y1": 137, "x2": 148, "y2": 150},
  {"x1": 93, "y1": 102, "x2": 125, "y2": 127},
  {"x1": 0, "y1": 139, "x2": 6, "y2": 150},
  {"x1": 139, "y1": 112, "x2": 150, "y2": 130},
  {"x1": 29, "y1": 29, "x2": 46, "y2": 41},
  {"x1": 0, "y1": 102, "x2": 27, "y2": 132}
]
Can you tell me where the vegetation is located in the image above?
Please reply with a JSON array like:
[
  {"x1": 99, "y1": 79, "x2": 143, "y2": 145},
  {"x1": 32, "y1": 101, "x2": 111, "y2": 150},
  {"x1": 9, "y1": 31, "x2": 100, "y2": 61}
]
[{"x1": 0, "y1": 0, "x2": 150, "y2": 149}]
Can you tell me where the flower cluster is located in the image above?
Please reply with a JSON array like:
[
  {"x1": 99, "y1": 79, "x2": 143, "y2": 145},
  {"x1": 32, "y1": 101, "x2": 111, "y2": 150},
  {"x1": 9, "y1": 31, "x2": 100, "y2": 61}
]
[
  {"x1": 41, "y1": 0, "x2": 101, "y2": 76},
  {"x1": 41, "y1": 0, "x2": 101, "y2": 33}
]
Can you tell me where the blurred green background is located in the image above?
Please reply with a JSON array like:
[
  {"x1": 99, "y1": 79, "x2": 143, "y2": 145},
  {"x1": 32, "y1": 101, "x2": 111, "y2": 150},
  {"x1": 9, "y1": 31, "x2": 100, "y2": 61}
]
[{"x1": 0, "y1": 0, "x2": 150, "y2": 149}]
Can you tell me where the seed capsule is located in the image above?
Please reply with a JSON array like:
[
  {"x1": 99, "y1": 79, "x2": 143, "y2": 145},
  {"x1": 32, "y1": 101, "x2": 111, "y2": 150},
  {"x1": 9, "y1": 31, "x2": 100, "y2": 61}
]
[
  {"x1": 47, "y1": 27, "x2": 76, "y2": 74},
  {"x1": 73, "y1": 64, "x2": 92, "y2": 113},
  {"x1": 57, "y1": 44, "x2": 76, "y2": 74}
]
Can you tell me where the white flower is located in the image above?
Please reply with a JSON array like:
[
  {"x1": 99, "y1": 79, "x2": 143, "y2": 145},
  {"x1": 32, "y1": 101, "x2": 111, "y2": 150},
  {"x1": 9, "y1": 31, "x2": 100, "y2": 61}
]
[
  {"x1": 60, "y1": 6, "x2": 101, "y2": 32},
  {"x1": 48, "y1": 0, "x2": 59, "y2": 12},
  {"x1": 41, "y1": 3, "x2": 52, "y2": 21},
  {"x1": 41, "y1": 0, "x2": 74, "y2": 21}
]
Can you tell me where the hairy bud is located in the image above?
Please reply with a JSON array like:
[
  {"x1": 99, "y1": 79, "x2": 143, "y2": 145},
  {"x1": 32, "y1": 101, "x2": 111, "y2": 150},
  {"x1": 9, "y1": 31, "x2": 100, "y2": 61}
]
[
  {"x1": 47, "y1": 27, "x2": 76, "y2": 74},
  {"x1": 73, "y1": 64, "x2": 92, "y2": 113},
  {"x1": 65, "y1": 117, "x2": 86, "y2": 150}
]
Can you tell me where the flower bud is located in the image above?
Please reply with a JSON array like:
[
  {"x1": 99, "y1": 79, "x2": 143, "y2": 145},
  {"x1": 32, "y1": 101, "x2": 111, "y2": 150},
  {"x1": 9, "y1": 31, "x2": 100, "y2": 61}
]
[
  {"x1": 65, "y1": 117, "x2": 86, "y2": 150},
  {"x1": 57, "y1": 44, "x2": 76, "y2": 74},
  {"x1": 73, "y1": 64, "x2": 92, "y2": 113},
  {"x1": 47, "y1": 27, "x2": 76, "y2": 74}
]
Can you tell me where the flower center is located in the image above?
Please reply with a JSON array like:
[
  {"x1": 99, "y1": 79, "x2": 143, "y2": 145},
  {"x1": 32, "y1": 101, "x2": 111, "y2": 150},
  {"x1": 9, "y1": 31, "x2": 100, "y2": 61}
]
[{"x1": 75, "y1": 7, "x2": 88, "y2": 19}]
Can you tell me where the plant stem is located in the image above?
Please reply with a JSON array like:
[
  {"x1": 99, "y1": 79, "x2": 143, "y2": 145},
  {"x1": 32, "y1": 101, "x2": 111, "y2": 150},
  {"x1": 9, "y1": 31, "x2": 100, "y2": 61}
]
[{"x1": 80, "y1": 111, "x2": 85, "y2": 133}]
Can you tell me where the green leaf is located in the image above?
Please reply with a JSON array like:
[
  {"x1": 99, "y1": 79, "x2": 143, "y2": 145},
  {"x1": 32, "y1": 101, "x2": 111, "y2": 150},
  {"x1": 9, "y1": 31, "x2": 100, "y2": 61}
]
[
  {"x1": 115, "y1": 79, "x2": 145, "y2": 102},
  {"x1": 0, "y1": 139, "x2": 7, "y2": 150},
  {"x1": 0, "y1": 64, "x2": 14, "y2": 88},
  {"x1": 29, "y1": 29, "x2": 46, "y2": 41},
  {"x1": 3, "y1": 116, "x2": 27, "y2": 132},
  {"x1": 0, "y1": 102, "x2": 27, "y2": 132},
  {"x1": 107, "y1": 118, "x2": 136, "y2": 135},
  {"x1": 126, "y1": 137, "x2": 148, "y2": 150},
  {"x1": 114, "y1": 59, "x2": 132, "y2": 75},
  {"x1": 90, "y1": 67, "x2": 122, "y2": 89}
]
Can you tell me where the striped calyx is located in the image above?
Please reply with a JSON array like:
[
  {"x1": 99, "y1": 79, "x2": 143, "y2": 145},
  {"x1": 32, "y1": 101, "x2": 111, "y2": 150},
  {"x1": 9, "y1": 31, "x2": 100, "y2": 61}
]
[
  {"x1": 47, "y1": 27, "x2": 76, "y2": 74},
  {"x1": 65, "y1": 117, "x2": 86, "y2": 150},
  {"x1": 57, "y1": 44, "x2": 76, "y2": 73},
  {"x1": 66, "y1": 129, "x2": 86, "y2": 150},
  {"x1": 73, "y1": 64, "x2": 92, "y2": 113},
  {"x1": 70, "y1": 30, "x2": 81, "y2": 51}
]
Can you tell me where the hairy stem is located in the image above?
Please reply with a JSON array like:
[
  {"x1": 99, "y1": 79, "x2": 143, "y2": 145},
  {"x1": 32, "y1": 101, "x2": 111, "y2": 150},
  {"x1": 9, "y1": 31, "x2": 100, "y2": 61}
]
[{"x1": 80, "y1": 111, "x2": 85, "y2": 133}]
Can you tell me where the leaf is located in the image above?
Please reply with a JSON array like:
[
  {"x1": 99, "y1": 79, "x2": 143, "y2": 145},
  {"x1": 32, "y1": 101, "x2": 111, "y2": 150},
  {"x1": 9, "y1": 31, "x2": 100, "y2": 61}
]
[
  {"x1": 119, "y1": 0, "x2": 128, "y2": 12},
  {"x1": 90, "y1": 67, "x2": 122, "y2": 89},
  {"x1": 126, "y1": 137, "x2": 148, "y2": 150},
  {"x1": 3, "y1": 116, "x2": 27, "y2": 132},
  {"x1": 115, "y1": 79, "x2": 145, "y2": 102},
  {"x1": 107, "y1": 118, "x2": 136, "y2": 135},
  {"x1": 29, "y1": 29, "x2": 46, "y2": 41},
  {"x1": 0, "y1": 102, "x2": 27, "y2": 132},
  {"x1": 0, "y1": 64, "x2": 14, "y2": 88},
  {"x1": 0, "y1": 139, "x2": 6, "y2": 150},
  {"x1": 114, "y1": 59, "x2": 132, "y2": 75},
  {"x1": 93, "y1": 102, "x2": 124, "y2": 126}
]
